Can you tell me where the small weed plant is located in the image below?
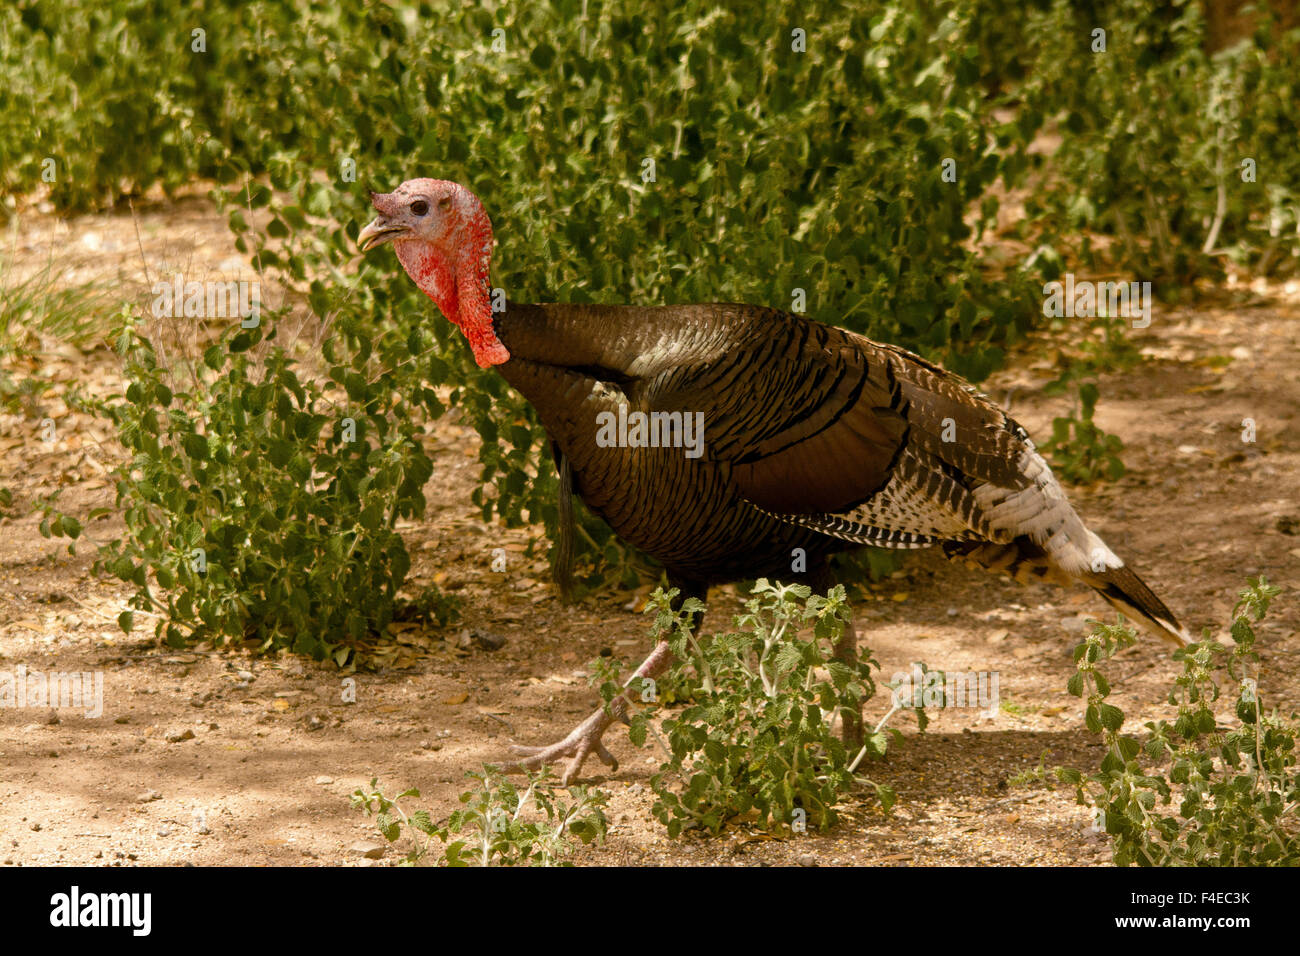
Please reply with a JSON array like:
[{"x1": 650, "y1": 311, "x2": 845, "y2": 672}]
[{"x1": 352, "y1": 768, "x2": 608, "y2": 867}]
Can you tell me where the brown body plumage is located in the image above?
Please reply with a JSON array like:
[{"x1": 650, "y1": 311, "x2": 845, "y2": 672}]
[{"x1": 495, "y1": 300, "x2": 1188, "y2": 646}]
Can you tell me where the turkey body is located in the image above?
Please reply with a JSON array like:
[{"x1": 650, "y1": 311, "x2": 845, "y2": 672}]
[
  {"x1": 357, "y1": 176, "x2": 1188, "y2": 780},
  {"x1": 493, "y1": 299, "x2": 1185, "y2": 644}
]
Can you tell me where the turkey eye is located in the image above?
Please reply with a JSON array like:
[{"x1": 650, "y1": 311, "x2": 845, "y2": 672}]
[{"x1": 410, "y1": 200, "x2": 429, "y2": 216}]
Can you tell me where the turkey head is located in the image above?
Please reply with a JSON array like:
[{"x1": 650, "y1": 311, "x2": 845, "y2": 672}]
[{"x1": 358, "y1": 178, "x2": 509, "y2": 367}]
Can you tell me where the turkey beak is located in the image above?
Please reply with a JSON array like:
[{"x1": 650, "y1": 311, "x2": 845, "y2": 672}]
[{"x1": 357, "y1": 216, "x2": 406, "y2": 252}]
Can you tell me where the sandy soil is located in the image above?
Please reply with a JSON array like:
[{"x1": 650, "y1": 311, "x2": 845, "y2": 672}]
[{"x1": 2, "y1": 197, "x2": 1298, "y2": 866}]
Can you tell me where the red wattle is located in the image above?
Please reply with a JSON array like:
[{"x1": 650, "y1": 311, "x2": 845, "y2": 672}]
[{"x1": 468, "y1": 331, "x2": 511, "y2": 367}]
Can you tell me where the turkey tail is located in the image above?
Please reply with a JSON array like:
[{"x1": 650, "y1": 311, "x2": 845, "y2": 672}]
[
  {"x1": 944, "y1": 539, "x2": 1190, "y2": 647},
  {"x1": 1079, "y1": 563, "x2": 1190, "y2": 646}
]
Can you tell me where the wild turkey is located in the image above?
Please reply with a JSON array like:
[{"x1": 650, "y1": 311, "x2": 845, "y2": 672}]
[{"x1": 358, "y1": 178, "x2": 1190, "y2": 782}]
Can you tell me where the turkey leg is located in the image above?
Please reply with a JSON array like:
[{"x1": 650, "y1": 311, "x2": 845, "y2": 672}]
[
  {"x1": 831, "y1": 614, "x2": 864, "y2": 745},
  {"x1": 806, "y1": 564, "x2": 864, "y2": 745}
]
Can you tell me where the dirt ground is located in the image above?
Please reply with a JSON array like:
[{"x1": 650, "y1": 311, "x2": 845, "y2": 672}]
[{"x1": 2, "y1": 197, "x2": 1298, "y2": 866}]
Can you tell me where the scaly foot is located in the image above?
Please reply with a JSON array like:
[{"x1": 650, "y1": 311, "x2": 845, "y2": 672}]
[
  {"x1": 505, "y1": 697, "x2": 628, "y2": 785},
  {"x1": 506, "y1": 639, "x2": 674, "y2": 783}
]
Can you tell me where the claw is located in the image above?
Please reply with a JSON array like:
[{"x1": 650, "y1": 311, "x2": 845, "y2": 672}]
[{"x1": 504, "y1": 702, "x2": 621, "y2": 784}]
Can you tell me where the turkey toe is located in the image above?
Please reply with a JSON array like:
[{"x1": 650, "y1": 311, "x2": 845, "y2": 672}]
[{"x1": 506, "y1": 705, "x2": 621, "y2": 784}]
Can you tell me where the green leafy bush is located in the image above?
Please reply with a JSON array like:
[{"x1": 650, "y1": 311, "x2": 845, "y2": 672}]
[
  {"x1": 628, "y1": 582, "x2": 895, "y2": 836},
  {"x1": 1028, "y1": 577, "x2": 1299, "y2": 866},
  {"x1": 0, "y1": 0, "x2": 213, "y2": 212},
  {"x1": 91, "y1": 313, "x2": 433, "y2": 661},
  {"x1": 1018, "y1": 0, "x2": 1300, "y2": 281}
]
